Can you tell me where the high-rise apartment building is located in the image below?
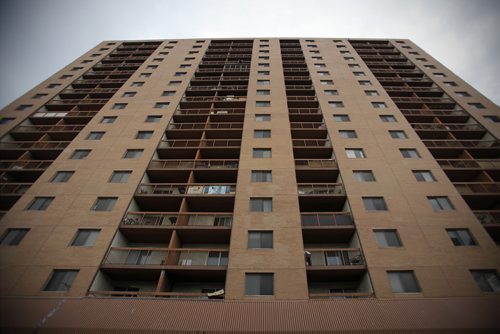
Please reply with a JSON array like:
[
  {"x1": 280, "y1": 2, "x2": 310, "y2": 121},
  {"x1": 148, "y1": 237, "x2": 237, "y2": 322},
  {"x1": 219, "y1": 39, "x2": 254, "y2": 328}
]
[{"x1": 0, "y1": 38, "x2": 499, "y2": 332}]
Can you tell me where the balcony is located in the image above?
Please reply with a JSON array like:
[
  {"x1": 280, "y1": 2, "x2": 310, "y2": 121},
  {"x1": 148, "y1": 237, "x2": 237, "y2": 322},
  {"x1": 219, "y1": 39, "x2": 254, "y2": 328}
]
[
  {"x1": 298, "y1": 183, "x2": 344, "y2": 196},
  {"x1": 290, "y1": 122, "x2": 327, "y2": 139},
  {"x1": 10, "y1": 125, "x2": 85, "y2": 141},
  {"x1": 306, "y1": 249, "x2": 366, "y2": 280},
  {"x1": 293, "y1": 140, "x2": 333, "y2": 159},
  {"x1": 301, "y1": 212, "x2": 355, "y2": 243},
  {"x1": 0, "y1": 183, "x2": 32, "y2": 210},
  {"x1": 295, "y1": 159, "x2": 338, "y2": 169},
  {"x1": 0, "y1": 160, "x2": 52, "y2": 171},
  {"x1": 437, "y1": 159, "x2": 500, "y2": 169},
  {"x1": 453, "y1": 182, "x2": 500, "y2": 195},
  {"x1": 475, "y1": 211, "x2": 500, "y2": 244},
  {"x1": 423, "y1": 140, "x2": 499, "y2": 149},
  {"x1": 148, "y1": 159, "x2": 238, "y2": 169},
  {"x1": 157, "y1": 139, "x2": 241, "y2": 159},
  {"x1": 136, "y1": 183, "x2": 236, "y2": 196}
]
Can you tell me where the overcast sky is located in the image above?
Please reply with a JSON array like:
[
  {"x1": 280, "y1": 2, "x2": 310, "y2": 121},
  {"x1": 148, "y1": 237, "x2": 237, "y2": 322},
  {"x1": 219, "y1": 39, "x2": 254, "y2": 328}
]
[{"x1": 1, "y1": 0, "x2": 499, "y2": 108}]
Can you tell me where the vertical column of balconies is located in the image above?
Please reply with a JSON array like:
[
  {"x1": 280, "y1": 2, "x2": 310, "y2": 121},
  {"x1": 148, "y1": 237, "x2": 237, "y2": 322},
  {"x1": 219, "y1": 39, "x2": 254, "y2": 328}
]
[
  {"x1": 89, "y1": 40, "x2": 253, "y2": 299},
  {"x1": 0, "y1": 41, "x2": 161, "y2": 216},
  {"x1": 280, "y1": 40, "x2": 372, "y2": 299},
  {"x1": 350, "y1": 40, "x2": 500, "y2": 244}
]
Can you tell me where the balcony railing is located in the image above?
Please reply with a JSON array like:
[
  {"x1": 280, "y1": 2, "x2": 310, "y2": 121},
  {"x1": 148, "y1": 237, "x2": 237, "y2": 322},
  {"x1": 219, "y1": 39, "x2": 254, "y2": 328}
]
[
  {"x1": 11, "y1": 125, "x2": 85, "y2": 132},
  {"x1": 306, "y1": 249, "x2": 364, "y2": 266},
  {"x1": 454, "y1": 183, "x2": 500, "y2": 194},
  {"x1": 301, "y1": 212, "x2": 353, "y2": 226},
  {"x1": 148, "y1": 159, "x2": 239, "y2": 169},
  {"x1": 474, "y1": 211, "x2": 500, "y2": 225},
  {"x1": 295, "y1": 159, "x2": 338, "y2": 169},
  {"x1": 88, "y1": 291, "x2": 213, "y2": 299},
  {"x1": 0, "y1": 183, "x2": 32, "y2": 195},
  {"x1": 400, "y1": 109, "x2": 468, "y2": 116},
  {"x1": 181, "y1": 96, "x2": 246, "y2": 102},
  {"x1": 122, "y1": 212, "x2": 233, "y2": 227},
  {"x1": 437, "y1": 159, "x2": 500, "y2": 169},
  {"x1": 309, "y1": 292, "x2": 373, "y2": 299},
  {"x1": 104, "y1": 247, "x2": 229, "y2": 267},
  {"x1": 0, "y1": 160, "x2": 53, "y2": 170},
  {"x1": 288, "y1": 108, "x2": 321, "y2": 114},
  {"x1": 187, "y1": 85, "x2": 248, "y2": 91},
  {"x1": 298, "y1": 184, "x2": 345, "y2": 195},
  {"x1": 158, "y1": 139, "x2": 241, "y2": 148},
  {"x1": 167, "y1": 122, "x2": 243, "y2": 130},
  {"x1": 423, "y1": 140, "x2": 499, "y2": 148},
  {"x1": 0, "y1": 141, "x2": 70, "y2": 149},
  {"x1": 136, "y1": 183, "x2": 236, "y2": 196},
  {"x1": 287, "y1": 96, "x2": 318, "y2": 101},
  {"x1": 412, "y1": 124, "x2": 485, "y2": 131},
  {"x1": 175, "y1": 108, "x2": 245, "y2": 115},
  {"x1": 293, "y1": 139, "x2": 332, "y2": 147},
  {"x1": 290, "y1": 122, "x2": 326, "y2": 129}
]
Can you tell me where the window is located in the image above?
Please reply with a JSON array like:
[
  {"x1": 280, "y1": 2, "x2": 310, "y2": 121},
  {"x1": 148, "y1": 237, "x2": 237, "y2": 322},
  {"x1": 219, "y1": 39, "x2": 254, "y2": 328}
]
[
  {"x1": 329, "y1": 101, "x2": 344, "y2": 108},
  {"x1": 245, "y1": 273, "x2": 274, "y2": 295},
  {"x1": 257, "y1": 89, "x2": 270, "y2": 95},
  {"x1": 320, "y1": 80, "x2": 334, "y2": 85},
  {"x1": 168, "y1": 81, "x2": 181, "y2": 86},
  {"x1": 255, "y1": 114, "x2": 271, "y2": 122},
  {"x1": 139, "y1": 73, "x2": 151, "y2": 78},
  {"x1": 424, "y1": 65, "x2": 436, "y2": 69},
  {"x1": 315, "y1": 63, "x2": 326, "y2": 68},
  {"x1": 0, "y1": 117, "x2": 15, "y2": 125},
  {"x1": 27, "y1": 197, "x2": 54, "y2": 211},
  {"x1": 258, "y1": 63, "x2": 269, "y2": 68},
  {"x1": 16, "y1": 104, "x2": 32, "y2": 111},
  {"x1": 251, "y1": 170, "x2": 272, "y2": 182},
  {"x1": 91, "y1": 197, "x2": 118, "y2": 211},
  {"x1": 443, "y1": 81, "x2": 457, "y2": 87},
  {"x1": 71, "y1": 149, "x2": 90, "y2": 159},
  {"x1": 358, "y1": 80, "x2": 372, "y2": 86},
  {"x1": 333, "y1": 114, "x2": 350, "y2": 122},
  {"x1": 455, "y1": 91, "x2": 470, "y2": 97},
  {"x1": 122, "y1": 92, "x2": 136, "y2": 98},
  {"x1": 413, "y1": 170, "x2": 435, "y2": 182},
  {"x1": 344, "y1": 57, "x2": 355, "y2": 61},
  {"x1": 363, "y1": 197, "x2": 388, "y2": 211},
  {"x1": 253, "y1": 148, "x2": 272, "y2": 158},
  {"x1": 254, "y1": 130, "x2": 271, "y2": 138},
  {"x1": 51, "y1": 171, "x2": 74, "y2": 183},
  {"x1": 136, "y1": 131, "x2": 153, "y2": 139},
  {"x1": 248, "y1": 231, "x2": 273, "y2": 248},
  {"x1": 353, "y1": 72, "x2": 366, "y2": 77},
  {"x1": 257, "y1": 80, "x2": 270, "y2": 85},
  {"x1": 146, "y1": 65, "x2": 158, "y2": 70},
  {"x1": 318, "y1": 71, "x2": 330, "y2": 76},
  {"x1": 433, "y1": 73, "x2": 446, "y2": 78},
  {"x1": 153, "y1": 58, "x2": 164, "y2": 62},
  {"x1": 428, "y1": 197, "x2": 454, "y2": 211},
  {"x1": 365, "y1": 90, "x2": 379, "y2": 96},
  {"x1": 259, "y1": 50, "x2": 269, "y2": 54},
  {"x1": 372, "y1": 102, "x2": 387, "y2": 109},
  {"x1": 250, "y1": 198, "x2": 272, "y2": 212},
  {"x1": 348, "y1": 64, "x2": 360, "y2": 69},
  {"x1": 346, "y1": 148, "x2": 366, "y2": 158},
  {"x1": 258, "y1": 56, "x2": 269, "y2": 60},
  {"x1": 339, "y1": 130, "x2": 357, "y2": 138},
  {"x1": 71, "y1": 229, "x2": 100, "y2": 246},
  {"x1": 387, "y1": 271, "x2": 421, "y2": 293},
  {"x1": 416, "y1": 58, "x2": 427, "y2": 62},
  {"x1": 0, "y1": 229, "x2": 29, "y2": 246},
  {"x1": 312, "y1": 56, "x2": 323, "y2": 60},
  {"x1": 162, "y1": 91, "x2": 176, "y2": 96},
  {"x1": 59, "y1": 75, "x2": 72, "y2": 79},
  {"x1": 447, "y1": 229, "x2": 477, "y2": 246},
  {"x1": 380, "y1": 115, "x2": 397, "y2": 122},
  {"x1": 109, "y1": 171, "x2": 132, "y2": 183},
  {"x1": 124, "y1": 149, "x2": 143, "y2": 159},
  {"x1": 470, "y1": 270, "x2": 500, "y2": 292},
  {"x1": 131, "y1": 82, "x2": 144, "y2": 87},
  {"x1": 86, "y1": 131, "x2": 104, "y2": 140},
  {"x1": 374, "y1": 230, "x2": 402, "y2": 247},
  {"x1": 184, "y1": 57, "x2": 195, "y2": 61},
  {"x1": 400, "y1": 149, "x2": 420, "y2": 158},
  {"x1": 81, "y1": 60, "x2": 92, "y2": 63},
  {"x1": 258, "y1": 71, "x2": 270, "y2": 75},
  {"x1": 33, "y1": 93, "x2": 48, "y2": 99},
  {"x1": 111, "y1": 103, "x2": 127, "y2": 110},
  {"x1": 43, "y1": 270, "x2": 79, "y2": 292},
  {"x1": 389, "y1": 130, "x2": 408, "y2": 139},
  {"x1": 468, "y1": 103, "x2": 485, "y2": 109},
  {"x1": 324, "y1": 90, "x2": 339, "y2": 95},
  {"x1": 47, "y1": 83, "x2": 61, "y2": 88},
  {"x1": 353, "y1": 170, "x2": 375, "y2": 182},
  {"x1": 174, "y1": 72, "x2": 186, "y2": 76},
  {"x1": 145, "y1": 115, "x2": 162, "y2": 123},
  {"x1": 483, "y1": 115, "x2": 499, "y2": 123},
  {"x1": 256, "y1": 101, "x2": 271, "y2": 107},
  {"x1": 154, "y1": 102, "x2": 169, "y2": 109}
]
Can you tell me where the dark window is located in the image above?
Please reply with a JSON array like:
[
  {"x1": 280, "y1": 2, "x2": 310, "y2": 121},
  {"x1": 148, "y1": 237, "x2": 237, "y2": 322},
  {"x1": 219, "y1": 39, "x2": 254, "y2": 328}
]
[
  {"x1": 162, "y1": 91, "x2": 176, "y2": 96},
  {"x1": 353, "y1": 170, "x2": 375, "y2": 182},
  {"x1": 253, "y1": 148, "x2": 272, "y2": 158},
  {"x1": 71, "y1": 229, "x2": 100, "y2": 246},
  {"x1": 468, "y1": 103, "x2": 485, "y2": 109},
  {"x1": 413, "y1": 170, "x2": 435, "y2": 182},
  {"x1": 0, "y1": 229, "x2": 29, "y2": 246},
  {"x1": 256, "y1": 101, "x2": 271, "y2": 107},
  {"x1": 122, "y1": 92, "x2": 136, "y2": 97},
  {"x1": 100, "y1": 116, "x2": 116, "y2": 124},
  {"x1": 380, "y1": 115, "x2": 397, "y2": 122},
  {"x1": 372, "y1": 102, "x2": 387, "y2": 108},
  {"x1": 51, "y1": 171, "x2": 74, "y2": 183},
  {"x1": 447, "y1": 229, "x2": 477, "y2": 246},
  {"x1": 374, "y1": 230, "x2": 402, "y2": 247},
  {"x1": 136, "y1": 131, "x2": 153, "y2": 139},
  {"x1": 86, "y1": 132, "x2": 104, "y2": 140},
  {"x1": 389, "y1": 130, "x2": 408, "y2": 139},
  {"x1": 109, "y1": 171, "x2": 132, "y2": 183},
  {"x1": 470, "y1": 270, "x2": 500, "y2": 292},
  {"x1": 131, "y1": 82, "x2": 144, "y2": 87},
  {"x1": 111, "y1": 103, "x2": 127, "y2": 110},
  {"x1": 145, "y1": 115, "x2": 162, "y2": 123},
  {"x1": 154, "y1": 102, "x2": 169, "y2": 109},
  {"x1": 254, "y1": 130, "x2": 271, "y2": 138},
  {"x1": 255, "y1": 114, "x2": 271, "y2": 121},
  {"x1": 387, "y1": 271, "x2": 421, "y2": 293},
  {"x1": 251, "y1": 171, "x2": 272, "y2": 182},
  {"x1": 123, "y1": 149, "x2": 143, "y2": 159},
  {"x1": 324, "y1": 90, "x2": 339, "y2": 95},
  {"x1": 27, "y1": 197, "x2": 54, "y2": 211},
  {"x1": 400, "y1": 149, "x2": 420, "y2": 158},
  {"x1": 0, "y1": 117, "x2": 15, "y2": 124},
  {"x1": 245, "y1": 273, "x2": 274, "y2": 295},
  {"x1": 365, "y1": 90, "x2": 379, "y2": 96},
  {"x1": 333, "y1": 114, "x2": 350, "y2": 122},
  {"x1": 91, "y1": 197, "x2": 118, "y2": 211},
  {"x1": 428, "y1": 196, "x2": 454, "y2": 211},
  {"x1": 346, "y1": 148, "x2": 366, "y2": 158},
  {"x1": 250, "y1": 198, "x2": 272, "y2": 212},
  {"x1": 362, "y1": 197, "x2": 388, "y2": 211},
  {"x1": 256, "y1": 90, "x2": 270, "y2": 95},
  {"x1": 71, "y1": 149, "x2": 90, "y2": 159},
  {"x1": 43, "y1": 270, "x2": 79, "y2": 291},
  {"x1": 329, "y1": 101, "x2": 344, "y2": 108},
  {"x1": 339, "y1": 130, "x2": 357, "y2": 138},
  {"x1": 248, "y1": 231, "x2": 273, "y2": 248}
]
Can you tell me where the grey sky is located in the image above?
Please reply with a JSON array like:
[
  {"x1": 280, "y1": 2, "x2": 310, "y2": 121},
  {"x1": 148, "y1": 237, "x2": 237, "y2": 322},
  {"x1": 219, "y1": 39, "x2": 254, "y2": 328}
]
[{"x1": 1, "y1": 0, "x2": 499, "y2": 108}]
